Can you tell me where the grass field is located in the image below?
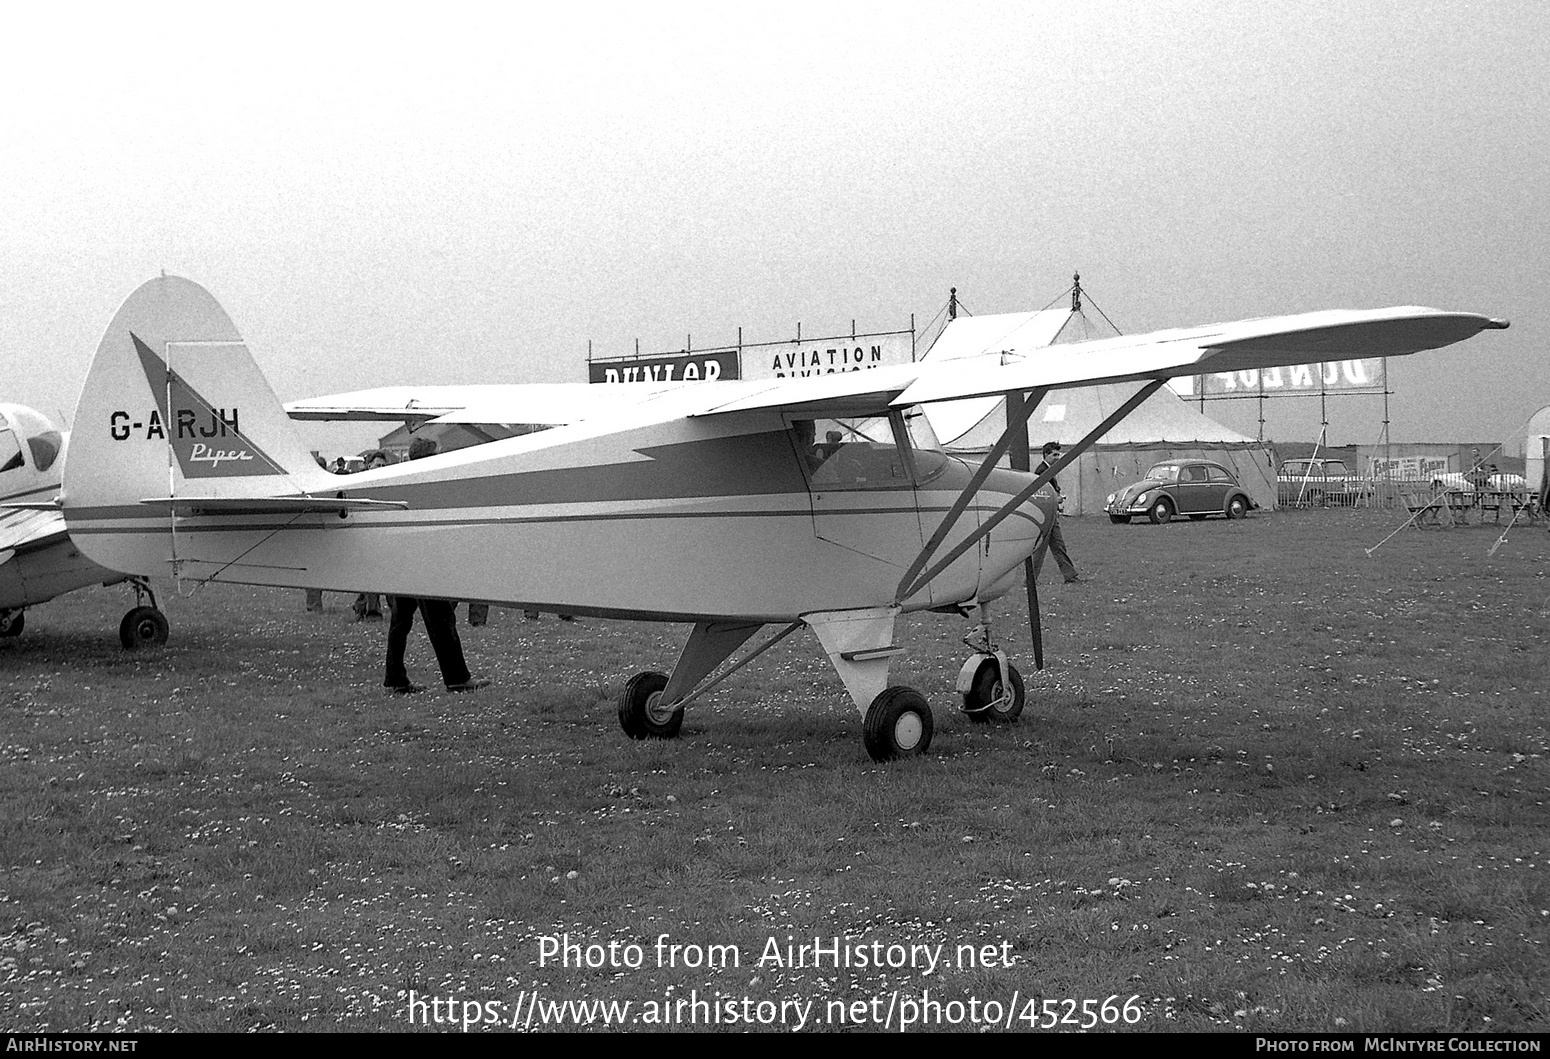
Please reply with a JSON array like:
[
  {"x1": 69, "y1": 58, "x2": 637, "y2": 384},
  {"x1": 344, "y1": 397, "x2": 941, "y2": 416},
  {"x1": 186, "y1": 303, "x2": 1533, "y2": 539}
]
[{"x1": 1, "y1": 509, "x2": 1546, "y2": 1033}]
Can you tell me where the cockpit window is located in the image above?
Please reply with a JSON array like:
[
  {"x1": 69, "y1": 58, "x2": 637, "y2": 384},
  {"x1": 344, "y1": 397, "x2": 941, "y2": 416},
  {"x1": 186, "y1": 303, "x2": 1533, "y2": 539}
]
[
  {"x1": 27, "y1": 432, "x2": 61, "y2": 472},
  {"x1": 900, "y1": 405, "x2": 947, "y2": 483},
  {"x1": 0, "y1": 429, "x2": 24, "y2": 474},
  {"x1": 790, "y1": 406, "x2": 947, "y2": 490},
  {"x1": 4, "y1": 408, "x2": 63, "y2": 473}
]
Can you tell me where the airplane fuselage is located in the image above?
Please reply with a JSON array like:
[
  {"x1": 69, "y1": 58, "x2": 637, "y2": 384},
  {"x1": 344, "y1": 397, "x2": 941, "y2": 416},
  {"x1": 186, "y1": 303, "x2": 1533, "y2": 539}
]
[{"x1": 67, "y1": 404, "x2": 1053, "y2": 621}]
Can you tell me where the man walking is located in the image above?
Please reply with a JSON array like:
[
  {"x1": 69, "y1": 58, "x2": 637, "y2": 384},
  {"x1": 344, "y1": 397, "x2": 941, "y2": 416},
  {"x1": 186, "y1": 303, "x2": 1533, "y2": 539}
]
[{"x1": 1032, "y1": 441, "x2": 1080, "y2": 584}]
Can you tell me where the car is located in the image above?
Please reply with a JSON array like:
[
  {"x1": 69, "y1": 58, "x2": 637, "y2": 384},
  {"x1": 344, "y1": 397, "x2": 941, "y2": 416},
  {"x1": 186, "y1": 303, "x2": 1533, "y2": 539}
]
[
  {"x1": 1105, "y1": 459, "x2": 1256, "y2": 524},
  {"x1": 1429, "y1": 470, "x2": 1527, "y2": 494},
  {"x1": 1277, "y1": 457, "x2": 1365, "y2": 507}
]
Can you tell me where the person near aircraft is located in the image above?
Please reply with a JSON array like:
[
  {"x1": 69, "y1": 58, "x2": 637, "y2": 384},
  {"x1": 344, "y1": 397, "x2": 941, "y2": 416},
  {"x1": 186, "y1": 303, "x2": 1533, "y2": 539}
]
[
  {"x1": 352, "y1": 450, "x2": 392, "y2": 621},
  {"x1": 383, "y1": 437, "x2": 490, "y2": 693},
  {"x1": 1032, "y1": 441, "x2": 1080, "y2": 584}
]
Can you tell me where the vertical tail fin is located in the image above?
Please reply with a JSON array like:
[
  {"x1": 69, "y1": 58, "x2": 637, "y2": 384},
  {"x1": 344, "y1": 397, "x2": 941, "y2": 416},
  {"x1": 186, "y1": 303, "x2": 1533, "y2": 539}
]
[{"x1": 63, "y1": 275, "x2": 334, "y2": 572}]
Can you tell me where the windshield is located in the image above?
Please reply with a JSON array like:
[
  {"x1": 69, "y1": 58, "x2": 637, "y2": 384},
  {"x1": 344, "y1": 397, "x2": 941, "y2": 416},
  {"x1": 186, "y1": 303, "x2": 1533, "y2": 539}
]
[
  {"x1": 791, "y1": 407, "x2": 945, "y2": 490},
  {"x1": 6, "y1": 406, "x2": 62, "y2": 473},
  {"x1": 1145, "y1": 463, "x2": 1181, "y2": 483},
  {"x1": 900, "y1": 405, "x2": 948, "y2": 483}
]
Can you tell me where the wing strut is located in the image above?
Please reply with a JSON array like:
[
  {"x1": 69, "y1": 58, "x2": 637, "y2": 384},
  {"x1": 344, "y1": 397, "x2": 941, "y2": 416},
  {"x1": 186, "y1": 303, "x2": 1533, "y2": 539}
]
[
  {"x1": 1005, "y1": 390, "x2": 1044, "y2": 670},
  {"x1": 897, "y1": 379, "x2": 1167, "y2": 603},
  {"x1": 893, "y1": 387, "x2": 1048, "y2": 604}
]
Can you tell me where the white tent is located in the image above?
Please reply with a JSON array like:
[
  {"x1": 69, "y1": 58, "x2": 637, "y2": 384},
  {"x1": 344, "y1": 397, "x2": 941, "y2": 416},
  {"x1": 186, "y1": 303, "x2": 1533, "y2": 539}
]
[
  {"x1": 1527, "y1": 404, "x2": 1550, "y2": 501},
  {"x1": 921, "y1": 306, "x2": 1280, "y2": 515}
]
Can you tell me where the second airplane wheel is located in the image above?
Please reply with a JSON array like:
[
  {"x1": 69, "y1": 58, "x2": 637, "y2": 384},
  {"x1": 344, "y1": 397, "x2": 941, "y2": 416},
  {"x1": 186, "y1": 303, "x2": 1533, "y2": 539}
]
[
  {"x1": 862, "y1": 686, "x2": 934, "y2": 762},
  {"x1": 119, "y1": 607, "x2": 169, "y2": 650},
  {"x1": 961, "y1": 656, "x2": 1025, "y2": 723},
  {"x1": 617, "y1": 671, "x2": 683, "y2": 739}
]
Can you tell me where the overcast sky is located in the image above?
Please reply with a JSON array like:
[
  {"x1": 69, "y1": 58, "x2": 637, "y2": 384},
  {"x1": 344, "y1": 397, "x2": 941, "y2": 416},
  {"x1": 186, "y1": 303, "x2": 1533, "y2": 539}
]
[{"x1": 2, "y1": 0, "x2": 1543, "y2": 449}]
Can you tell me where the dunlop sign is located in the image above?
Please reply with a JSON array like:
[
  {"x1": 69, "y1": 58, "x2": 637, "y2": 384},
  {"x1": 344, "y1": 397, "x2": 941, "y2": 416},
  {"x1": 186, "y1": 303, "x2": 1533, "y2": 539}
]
[
  {"x1": 1195, "y1": 358, "x2": 1387, "y2": 397},
  {"x1": 589, "y1": 349, "x2": 741, "y2": 384}
]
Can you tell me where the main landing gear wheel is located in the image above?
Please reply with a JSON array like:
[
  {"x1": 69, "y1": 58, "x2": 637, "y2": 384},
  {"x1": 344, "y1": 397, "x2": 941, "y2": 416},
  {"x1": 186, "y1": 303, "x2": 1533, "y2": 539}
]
[
  {"x1": 862, "y1": 686, "x2": 933, "y2": 762},
  {"x1": 0, "y1": 609, "x2": 24, "y2": 638},
  {"x1": 618, "y1": 670, "x2": 684, "y2": 739},
  {"x1": 119, "y1": 607, "x2": 170, "y2": 650},
  {"x1": 960, "y1": 656, "x2": 1025, "y2": 723},
  {"x1": 1148, "y1": 498, "x2": 1174, "y2": 524}
]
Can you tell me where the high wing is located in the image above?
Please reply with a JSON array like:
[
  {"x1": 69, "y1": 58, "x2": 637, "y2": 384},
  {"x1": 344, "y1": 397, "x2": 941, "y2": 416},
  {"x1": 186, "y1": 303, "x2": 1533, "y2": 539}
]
[
  {"x1": 286, "y1": 307, "x2": 1507, "y2": 426},
  {"x1": 694, "y1": 306, "x2": 1508, "y2": 415}
]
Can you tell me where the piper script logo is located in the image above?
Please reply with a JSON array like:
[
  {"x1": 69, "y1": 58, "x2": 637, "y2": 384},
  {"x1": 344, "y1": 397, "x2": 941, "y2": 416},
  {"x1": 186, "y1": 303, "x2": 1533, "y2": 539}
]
[{"x1": 119, "y1": 333, "x2": 288, "y2": 479}]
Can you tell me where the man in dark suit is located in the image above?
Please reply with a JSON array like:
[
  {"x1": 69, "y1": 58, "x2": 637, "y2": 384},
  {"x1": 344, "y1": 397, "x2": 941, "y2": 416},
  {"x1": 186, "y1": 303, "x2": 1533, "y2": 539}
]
[
  {"x1": 383, "y1": 437, "x2": 490, "y2": 693},
  {"x1": 1032, "y1": 441, "x2": 1080, "y2": 584}
]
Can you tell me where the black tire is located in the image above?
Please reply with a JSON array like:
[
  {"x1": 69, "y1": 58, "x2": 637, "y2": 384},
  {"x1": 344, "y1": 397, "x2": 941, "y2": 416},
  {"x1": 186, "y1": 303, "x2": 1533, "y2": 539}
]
[
  {"x1": 617, "y1": 670, "x2": 683, "y2": 739},
  {"x1": 1227, "y1": 494, "x2": 1250, "y2": 520},
  {"x1": 961, "y1": 657, "x2": 1025, "y2": 723},
  {"x1": 1148, "y1": 498, "x2": 1174, "y2": 524},
  {"x1": 1108, "y1": 513, "x2": 1131, "y2": 525},
  {"x1": 862, "y1": 686, "x2": 934, "y2": 761},
  {"x1": 0, "y1": 610, "x2": 24, "y2": 638},
  {"x1": 119, "y1": 607, "x2": 169, "y2": 650}
]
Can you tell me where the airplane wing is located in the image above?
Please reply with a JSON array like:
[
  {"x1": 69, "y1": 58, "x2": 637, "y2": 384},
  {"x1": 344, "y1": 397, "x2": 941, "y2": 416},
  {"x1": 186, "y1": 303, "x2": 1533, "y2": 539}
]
[
  {"x1": 0, "y1": 505, "x2": 70, "y2": 562},
  {"x1": 283, "y1": 307, "x2": 1506, "y2": 427},
  {"x1": 694, "y1": 307, "x2": 1509, "y2": 415}
]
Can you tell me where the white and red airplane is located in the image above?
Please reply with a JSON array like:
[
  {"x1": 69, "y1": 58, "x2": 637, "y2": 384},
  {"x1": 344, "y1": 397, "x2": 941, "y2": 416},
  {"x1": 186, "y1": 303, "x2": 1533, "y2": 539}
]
[
  {"x1": 0, "y1": 401, "x2": 170, "y2": 647},
  {"x1": 60, "y1": 276, "x2": 1506, "y2": 759}
]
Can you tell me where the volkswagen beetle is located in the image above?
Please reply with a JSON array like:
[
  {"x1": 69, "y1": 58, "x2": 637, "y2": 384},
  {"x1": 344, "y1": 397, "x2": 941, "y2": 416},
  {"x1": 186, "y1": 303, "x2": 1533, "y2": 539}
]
[{"x1": 1105, "y1": 459, "x2": 1255, "y2": 524}]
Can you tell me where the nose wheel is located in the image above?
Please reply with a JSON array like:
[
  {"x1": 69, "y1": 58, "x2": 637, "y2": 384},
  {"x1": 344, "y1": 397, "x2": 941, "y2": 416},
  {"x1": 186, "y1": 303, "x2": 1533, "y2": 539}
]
[
  {"x1": 956, "y1": 602, "x2": 1027, "y2": 723},
  {"x1": 958, "y1": 653, "x2": 1025, "y2": 722}
]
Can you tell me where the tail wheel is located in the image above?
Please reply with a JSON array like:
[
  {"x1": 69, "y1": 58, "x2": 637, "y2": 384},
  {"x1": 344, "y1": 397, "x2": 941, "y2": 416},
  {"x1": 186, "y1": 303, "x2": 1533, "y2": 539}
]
[
  {"x1": 119, "y1": 607, "x2": 169, "y2": 650},
  {"x1": 0, "y1": 609, "x2": 24, "y2": 638},
  {"x1": 618, "y1": 671, "x2": 683, "y2": 739},
  {"x1": 863, "y1": 686, "x2": 934, "y2": 761},
  {"x1": 1148, "y1": 498, "x2": 1174, "y2": 524},
  {"x1": 1227, "y1": 495, "x2": 1250, "y2": 519},
  {"x1": 961, "y1": 657, "x2": 1025, "y2": 723}
]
